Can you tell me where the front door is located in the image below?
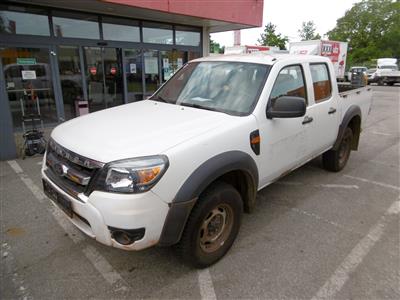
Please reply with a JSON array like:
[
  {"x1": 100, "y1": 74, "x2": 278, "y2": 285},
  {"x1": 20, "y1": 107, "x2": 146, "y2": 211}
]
[
  {"x1": 258, "y1": 64, "x2": 309, "y2": 186},
  {"x1": 83, "y1": 47, "x2": 123, "y2": 113},
  {"x1": 1, "y1": 47, "x2": 58, "y2": 130}
]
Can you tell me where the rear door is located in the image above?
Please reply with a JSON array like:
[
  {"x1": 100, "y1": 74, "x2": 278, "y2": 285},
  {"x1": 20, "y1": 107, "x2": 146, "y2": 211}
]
[{"x1": 304, "y1": 63, "x2": 339, "y2": 158}]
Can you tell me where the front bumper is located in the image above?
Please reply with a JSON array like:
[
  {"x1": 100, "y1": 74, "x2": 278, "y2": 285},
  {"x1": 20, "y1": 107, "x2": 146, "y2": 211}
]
[{"x1": 42, "y1": 167, "x2": 169, "y2": 250}]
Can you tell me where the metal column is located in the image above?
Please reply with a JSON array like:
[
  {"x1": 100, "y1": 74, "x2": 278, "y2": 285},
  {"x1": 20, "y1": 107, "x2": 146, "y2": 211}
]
[{"x1": 0, "y1": 58, "x2": 17, "y2": 160}]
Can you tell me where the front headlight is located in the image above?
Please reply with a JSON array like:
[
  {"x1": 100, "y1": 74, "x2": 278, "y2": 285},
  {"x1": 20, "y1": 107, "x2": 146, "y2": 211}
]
[{"x1": 95, "y1": 155, "x2": 169, "y2": 193}]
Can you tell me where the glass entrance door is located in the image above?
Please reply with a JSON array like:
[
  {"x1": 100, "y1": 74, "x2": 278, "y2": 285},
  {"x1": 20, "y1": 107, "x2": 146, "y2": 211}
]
[
  {"x1": 1, "y1": 47, "x2": 58, "y2": 130},
  {"x1": 143, "y1": 50, "x2": 160, "y2": 98},
  {"x1": 83, "y1": 47, "x2": 123, "y2": 113}
]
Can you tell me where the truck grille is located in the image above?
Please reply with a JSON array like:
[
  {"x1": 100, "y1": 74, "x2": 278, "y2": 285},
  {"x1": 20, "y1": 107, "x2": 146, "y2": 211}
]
[{"x1": 44, "y1": 138, "x2": 104, "y2": 201}]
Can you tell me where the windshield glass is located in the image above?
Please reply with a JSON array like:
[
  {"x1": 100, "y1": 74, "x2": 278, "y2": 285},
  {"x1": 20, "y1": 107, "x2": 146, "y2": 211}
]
[
  {"x1": 150, "y1": 61, "x2": 270, "y2": 115},
  {"x1": 380, "y1": 65, "x2": 398, "y2": 71}
]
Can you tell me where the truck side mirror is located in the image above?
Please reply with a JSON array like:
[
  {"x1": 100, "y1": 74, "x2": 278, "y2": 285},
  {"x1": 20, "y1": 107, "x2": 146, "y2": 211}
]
[{"x1": 266, "y1": 96, "x2": 306, "y2": 119}]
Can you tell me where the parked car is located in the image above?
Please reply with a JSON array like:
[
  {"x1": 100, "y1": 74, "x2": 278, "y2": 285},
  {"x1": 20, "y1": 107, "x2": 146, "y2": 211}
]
[
  {"x1": 346, "y1": 66, "x2": 367, "y2": 82},
  {"x1": 366, "y1": 68, "x2": 377, "y2": 84},
  {"x1": 42, "y1": 54, "x2": 373, "y2": 268}
]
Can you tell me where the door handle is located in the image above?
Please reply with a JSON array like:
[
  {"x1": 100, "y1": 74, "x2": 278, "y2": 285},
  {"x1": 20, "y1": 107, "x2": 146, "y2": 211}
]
[
  {"x1": 328, "y1": 107, "x2": 337, "y2": 114},
  {"x1": 302, "y1": 116, "x2": 313, "y2": 125}
]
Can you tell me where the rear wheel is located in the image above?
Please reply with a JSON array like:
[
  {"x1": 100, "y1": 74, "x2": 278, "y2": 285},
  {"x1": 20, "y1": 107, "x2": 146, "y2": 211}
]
[
  {"x1": 177, "y1": 182, "x2": 243, "y2": 268},
  {"x1": 322, "y1": 127, "x2": 353, "y2": 172}
]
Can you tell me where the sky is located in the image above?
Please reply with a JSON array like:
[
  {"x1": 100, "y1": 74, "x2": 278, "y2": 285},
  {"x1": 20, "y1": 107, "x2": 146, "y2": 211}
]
[{"x1": 211, "y1": 0, "x2": 361, "y2": 47}]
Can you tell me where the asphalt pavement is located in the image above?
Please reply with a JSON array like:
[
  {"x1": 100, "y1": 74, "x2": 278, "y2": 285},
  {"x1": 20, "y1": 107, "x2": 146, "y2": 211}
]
[{"x1": 1, "y1": 85, "x2": 399, "y2": 299}]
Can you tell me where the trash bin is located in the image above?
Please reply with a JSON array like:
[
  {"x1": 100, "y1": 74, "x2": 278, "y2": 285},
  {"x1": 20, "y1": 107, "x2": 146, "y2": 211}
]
[{"x1": 75, "y1": 100, "x2": 89, "y2": 116}]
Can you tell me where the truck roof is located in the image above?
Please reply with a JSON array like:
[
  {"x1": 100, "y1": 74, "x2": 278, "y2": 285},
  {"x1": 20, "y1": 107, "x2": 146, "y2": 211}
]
[{"x1": 193, "y1": 53, "x2": 331, "y2": 66}]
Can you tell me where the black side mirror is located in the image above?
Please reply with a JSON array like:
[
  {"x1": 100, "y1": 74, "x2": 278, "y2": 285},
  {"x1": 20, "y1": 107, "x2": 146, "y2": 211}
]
[{"x1": 266, "y1": 96, "x2": 306, "y2": 119}]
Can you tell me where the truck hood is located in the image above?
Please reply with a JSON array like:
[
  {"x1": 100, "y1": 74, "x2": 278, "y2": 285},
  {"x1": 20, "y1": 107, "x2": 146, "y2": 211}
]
[{"x1": 51, "y1": 100, "x2": 233, "y2": 163}]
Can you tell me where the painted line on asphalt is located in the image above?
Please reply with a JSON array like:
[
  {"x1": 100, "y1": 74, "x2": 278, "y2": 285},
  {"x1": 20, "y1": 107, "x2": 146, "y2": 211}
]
[
  {"x1": 7, "y1": 160, "x2": 129, "y2": 292},
  {"x1": 311, "y1": 200, "x2": 400, "y2": 300},
  {"x1": 198, "y1": 268, "x2": 217, "y2": 300},
  {"x1": 277, "y1": 181, "x2": 359, "y2": 189},
  {"x1": 371, "y1": 131, "x2": 392, "y2": 136},
  {"x1": 290, "y1": 207, "x2": 349, "y2": 232},
  {"x1": 344, "y1": 174, "x2": 400, "y2": 191},
  {"x1": 2, "y1": 243, "x2": 31, "y2": 300}
]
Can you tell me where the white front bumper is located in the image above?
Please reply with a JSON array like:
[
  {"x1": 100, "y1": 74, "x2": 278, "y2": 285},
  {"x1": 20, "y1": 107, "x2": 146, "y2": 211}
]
[{"x1": 42, "y1": 169, "x2": 169, "y2": 251}]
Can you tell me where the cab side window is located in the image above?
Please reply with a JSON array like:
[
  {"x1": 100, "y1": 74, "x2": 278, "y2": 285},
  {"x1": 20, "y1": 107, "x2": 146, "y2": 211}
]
[
  {"x1": 310, "y1": 63, "x2": 332, "y2": 103},
  {"x1": 270, "y1": 65, "x2": 307, "y2": 104}
]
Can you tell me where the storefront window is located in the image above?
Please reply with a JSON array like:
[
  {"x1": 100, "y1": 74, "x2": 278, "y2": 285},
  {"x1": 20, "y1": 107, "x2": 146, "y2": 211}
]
[
  {"x1": 84, "y1": 47, "x2": 124, "y2": 113},
  {"x1": 1, "y1": 47, "x2": 57, "y2": 129},
  {"x1": 0, "y1": 10, "x2": 50, "y2": 36},
  {"x1": 103, "y1": 22, "x2": 140, "y2": 42},
  {"x1": 143, "y1": 50, "x2": 160, "y2": 97},
  {"x1": 175, "y1": 27, "x2": 201, "y2": 46},
  {"x1": 124, "y1": 49, "x2": 143, "y2": 102},
  {"x1": 53, "y1": 15, "x2": 99, "y2": 39},
  {"x1": 161, "y1": 50, "x2": 186, "y2": 83},
  {"x1": 143, "y1": 22, "x2": 173, "y2": 44},
  {"x1": 58, "y1": 46, "x2": 84, "y2": 120}
]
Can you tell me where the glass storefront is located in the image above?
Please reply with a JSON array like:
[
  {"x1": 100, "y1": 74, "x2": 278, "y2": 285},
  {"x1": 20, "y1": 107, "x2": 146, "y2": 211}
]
[
  {"x1": 58, "y1": 46, "x2": 84, "y2": 120},
  {"x1": 1, "y1": 47, "x2": 58, "y2": 129},
  {"x1": 0, "y1": 4, "x2": 202, "y2": 132},
  {"x1": 124, "y1": 49, "x2": 143, "y2": 102}
]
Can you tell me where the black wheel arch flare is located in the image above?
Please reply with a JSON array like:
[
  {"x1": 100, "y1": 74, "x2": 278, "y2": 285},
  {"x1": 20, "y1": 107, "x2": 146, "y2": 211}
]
[
  {"x1": 333, "y1": 105, "x2": 362, "y2": 151},
  {"x1": 158, "y1": 150, "x2": 259, "y2": 246}
]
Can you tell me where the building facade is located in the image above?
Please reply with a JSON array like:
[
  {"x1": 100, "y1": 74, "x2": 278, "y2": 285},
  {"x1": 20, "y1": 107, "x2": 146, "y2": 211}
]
[{"x1": 0, "y1": 0, "x2": 263, "y2": 159}]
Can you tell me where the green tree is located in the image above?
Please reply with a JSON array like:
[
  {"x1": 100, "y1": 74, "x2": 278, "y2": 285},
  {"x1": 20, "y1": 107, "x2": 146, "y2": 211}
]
[
  {"x1": 258, "y1": 22, "x2": 289, "y2": 50},
  {"x1": 327, "y1": 0, "x2": 400, "y2": 67},
  {"x1": 209, "y1": 37, "x2": 224, "y2": 54},
  {"x1": 298, "y1": 21, "x2": 321, "y2": 40}
]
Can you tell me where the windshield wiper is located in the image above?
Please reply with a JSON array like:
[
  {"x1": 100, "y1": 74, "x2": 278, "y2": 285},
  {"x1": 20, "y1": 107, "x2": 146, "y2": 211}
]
[{"x1": 180, "y1": 102, "x2": 225, "y2": 113}]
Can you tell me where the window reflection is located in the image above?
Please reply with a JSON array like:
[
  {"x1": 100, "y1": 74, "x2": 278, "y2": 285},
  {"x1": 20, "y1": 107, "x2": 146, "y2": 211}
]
[
  {"x1": 58, "y1": 46, "x2": 84, "y2": 120},
  {"x1": 53, "y1": 16, "x2": 99, "y2": 39},
  {"x1": 124, "y1": 49, "x2": 143, "y2": 102},
  {"x1": 176, "y1": 30, "x2": 200, "y2": 46},
  {"x1": 103, "y1": 23, "x2": 140, "y2": 42},
  {"x1": 0, "y1": 10, "x2": 50, "y2": 36},
  {"x1": 143, "y1": 23, "x2": 173, "y2": 44}
]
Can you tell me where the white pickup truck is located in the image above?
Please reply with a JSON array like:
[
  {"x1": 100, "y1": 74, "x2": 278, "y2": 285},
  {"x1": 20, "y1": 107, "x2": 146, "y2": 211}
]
[
  {"x1": 42, "y1": 54, "x2": 372, "y2": 268},
  {"x1": 375, "y1": 58, "x2": 400, "y2": 86}
]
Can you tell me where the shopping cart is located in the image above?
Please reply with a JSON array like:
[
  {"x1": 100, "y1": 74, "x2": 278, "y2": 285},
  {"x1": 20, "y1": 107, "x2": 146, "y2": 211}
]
[{"x1": 20, "y1": 90, "x2": 46, "y2": 158}]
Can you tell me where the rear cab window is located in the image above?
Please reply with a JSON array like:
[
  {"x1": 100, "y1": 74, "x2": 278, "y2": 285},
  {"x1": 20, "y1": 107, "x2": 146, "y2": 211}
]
[{"x1": 310, "y1": 63, "x2": 332, "y2": 103}]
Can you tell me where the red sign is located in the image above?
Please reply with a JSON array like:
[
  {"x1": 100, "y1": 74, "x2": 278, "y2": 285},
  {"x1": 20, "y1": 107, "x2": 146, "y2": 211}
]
[
  {"x1": 321, "y1": 41, "x2": 340, "y2": 62},
  {"x1": 110, "y1": 67, "x2": 117, "y2": 75},
  {"x1": 89, "y1": 67, "x2": 97, "y2": 76}
]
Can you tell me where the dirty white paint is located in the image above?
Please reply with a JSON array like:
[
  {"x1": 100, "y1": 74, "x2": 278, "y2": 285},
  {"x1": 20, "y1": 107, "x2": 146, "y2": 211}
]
[
  {"x1": 344, "y1": 174, "x2": 400, "y2": 191},
  {"x1": 7, "y1": 160, "x2": 129, "y2": 292},
  {"x1": 311, "y1": 200, "x2": 400, "y2": 300},
  {"x1": 198, "y1": 268, "x2": 217, "y2": 300}
]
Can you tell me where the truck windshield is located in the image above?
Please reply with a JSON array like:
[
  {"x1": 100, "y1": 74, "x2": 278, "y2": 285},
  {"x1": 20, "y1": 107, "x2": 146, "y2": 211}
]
[
  {"x1": 380, "y1": 65, "x2": 398, "y2": 71},
  {"x1": 150, "y1": 61, "x2": 270, "y2": 116}
]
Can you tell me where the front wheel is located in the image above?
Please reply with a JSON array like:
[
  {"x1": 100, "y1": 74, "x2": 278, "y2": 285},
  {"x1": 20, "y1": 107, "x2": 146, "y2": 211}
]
[
  {"x1": 177, "y1": 182, "x2": 243, "y2": 268},
  {"x1": 322, "y1": 127, "x2": 353, "y2": 172}
]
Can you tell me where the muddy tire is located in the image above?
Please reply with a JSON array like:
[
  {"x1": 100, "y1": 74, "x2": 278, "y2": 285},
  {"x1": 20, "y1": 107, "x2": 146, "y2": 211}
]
[
  {"x1": 177, "y1": 182, "x2": 243, "y2": 268},
  {"x1": 323, "y1": 127, "x2": 353, "y2": 172}
]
